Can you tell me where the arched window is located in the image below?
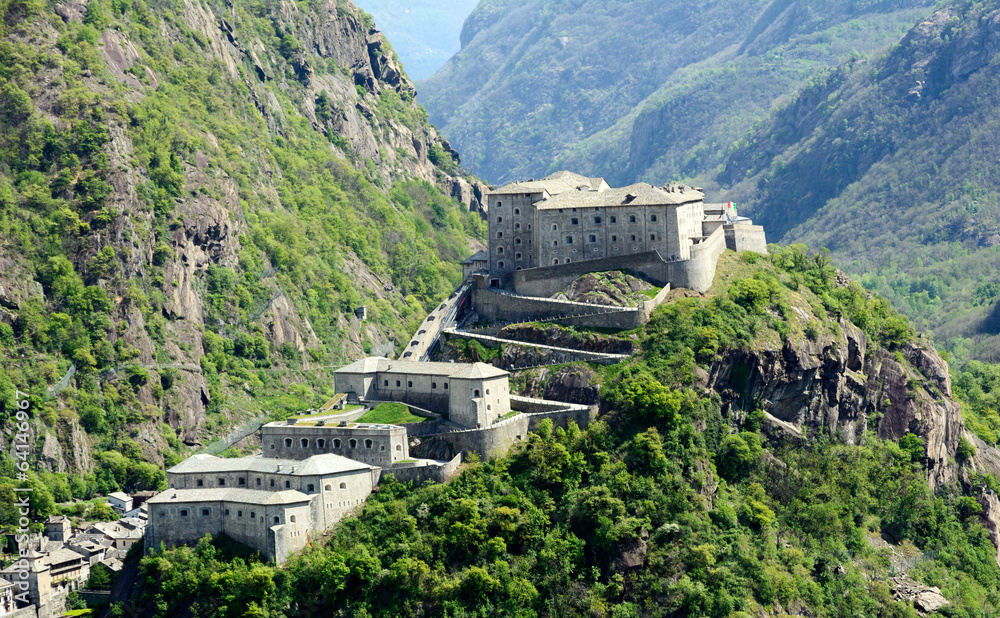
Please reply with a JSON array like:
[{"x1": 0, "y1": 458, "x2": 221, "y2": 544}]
[
  {"x1": 551, "y1": 224, "x2": 557, "y2": 231},
  {"x1": 396, "y1": 444, "x2": 402, "y2": 451},
  {"x1": 349, "y1": 439, "x2": 357, "y2": 449},
  {"x1": 290, "y1": 515, "x2": 296, "y2": 523},
  {"x1": 381, "y1": 445, "x2": 386, "y2": 451},
  {"x1": 497, "y1": 246, "x2": 504, "y2": 254},
  {"x1": 269, "y1": 443, "x2": 275, "y2": 450},
  {"x1": 515, "y1": 223, "x2": 521, "y2": 230},
  {"x1": 334, "y1": 439, "x2": 341, "y2": 448},
  {"x1": 284, "y1": 438, "x2": 292, "y2": 448},
  {"x1": 339, "y1": 482, "x2": 347, "y2": 489},
  {"x1": 515, "y1": 237, "x2": 521, "y2": 245},
  {"x1": 256, "y1": 477, "x2": 261, "y2": 486},
  {"x1": 325, "y1": 484, "x2": 332, "y2": 491},
  {"x1": 300, "y1": 438, "x2": 308, "y2": 448},
  {"x1": 498, "y1": 261, "x2": 505, "y2": 269},
  {"x1": 365, "y1": 439, "x2": 373, "y2": 449},
  {"x1": 486, "y1": 389, "x2": 490, "y2": 395},
  {"x1": 317, "y1": 439, "x2": 325, "y2": 448},
  {"x1": 553, "y1": 240, "x2": 558, "y2": 246},
  {"x1": 496, "y1": 216, "x2": 503, "y2": 223},
  {"x1": 496, "y1": 231, "x2": 503, "y2": 239},
  {"x1": 285, "y1": 480, "x2": 291, "y2": 488},
  {"x1": 250, "y1": 511, "x2": 256, "y2": 519},
  {"x1": 565, "y1": 259, "x2": 571, "y2": 264},
  {"x1": 487, "y1": 405, "x2": 492, "y2": 411},
  {"x1": 514, "y1": 208, "x2": 520, "y2": 215},
  {"x1": 273, "y1": 516, "x2": 280, "y2": 524},
  {"x1": 474, "y1": 389, "x2": 480, "y2": 397},
  {"x1": 497, "y1": 201, "x2": 502, "y2": 208},
  {"x1": 553, "y1": 259, "x2": 559, "y2": 265}
]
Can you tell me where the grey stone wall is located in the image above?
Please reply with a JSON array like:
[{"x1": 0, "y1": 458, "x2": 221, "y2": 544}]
[
  {"x1": 512, "y1": 251, "x2": 669, "y2": 298},
  {"x1": 384, "y1": 454, "x2": 462, "y2": 485},
  {"x1": 725, "y1": 224, "x2": 768, "y2": 254},
  {"x1": 411, "y1": 414, "x2": 531, "y2": 460},
  {"x1": 261, "y1": 424, "x2": 409, "y2": 465},
  {"x1": 472, "y1": 289, "x2": 647, "y2": 330}
]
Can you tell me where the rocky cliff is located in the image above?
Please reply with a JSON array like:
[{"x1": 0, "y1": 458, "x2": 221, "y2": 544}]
[
  {"x1": 0, "y1": 0, "x2": 487, "y2": 487},
  {"x1": 709, "y1": 318, "x2": 963, "y2": 491}
]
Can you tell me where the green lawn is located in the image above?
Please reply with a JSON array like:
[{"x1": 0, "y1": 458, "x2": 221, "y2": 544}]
[{"x1": 357, "y1": 403, "x2": 428, "y2": 425}]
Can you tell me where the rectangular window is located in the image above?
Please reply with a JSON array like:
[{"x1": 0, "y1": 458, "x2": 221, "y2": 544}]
[
  {"x1": 651, "y1": 234, "x2": 656, "y2": 241},
  {"x1": 196, "y1": 479, "x2": 203, "y2": 487},
  {"x1": 651, "y1": 215, "x2": 658, "y2": 222},
  {"x1": 610, "y1": 216, "x2": 617, "y2": 223},
  {"x1": 629, "y1": 216, "x2": 636, "y2": 223},
  {"x1": 432, "y1": 382, "x2": 437, "y2": 389},
  {"x1": 571, "y1": 218, "x2": 579, "y2": 225},
  {"x1": 225, "y1": 509, "x2": 230, "y2": 516},
  {"x1": 565, "y1": 236, "x2": 573, "y2": 244},
  {"x1": 218, "y1": 478, "x2": 225, "y2": 486},
  {"x1": 611, "y1": 235, "x2": 617, "y2": 242},
  {"x1": 594, "y1": 216, "x2": 602, "y2": 224},
  {"x1": 238, "y1": 510, "x2": 243, "y2": 517},
  {"x1": 396, "y1": 380, "x2": 401, "y2": 387},
  {"x1": 179, "y1": 509, "x2": 188, "y2": 517},
  {"x1": 201, "y1": 508, "x2": 210, "y2": 517},
  {"x1": 588, "y1": 235, "x2": 596, "y2": 243}
]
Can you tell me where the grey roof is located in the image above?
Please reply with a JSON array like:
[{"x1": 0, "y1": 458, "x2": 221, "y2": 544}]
[
  {"x1": 534, "y1": 182, "x2": 703, "y2": 210},
  {"x1": 337, "y1": 357, "x2": 507, "y2": 379},
  {"x1": 147, "y1": 488, "x2": 311, "y2": 506},
  {"x1": 108, "y1": 492, "x2": 130, "y2": 502},
  {"x1": 44, "y1": 548, "x2": 86, "y2": 565},
  {"x1": 46, "y1": 515, "x2": 69, "y2": 524},
  {"x1": 88, "y1": 522, "x2": 144, "y2": 540},
  {"x1": 166, "y1": 453, "x2": 377, "y2": 476},
  {"x1": 462, "y1": 251, "x2": 488, "y2": 265},
  {"x1": 0, "y1": 578, "x2": 13, "y2": 590},
  {"x1": 491, "y1": 170, "x2": 609, "y2": 196}
]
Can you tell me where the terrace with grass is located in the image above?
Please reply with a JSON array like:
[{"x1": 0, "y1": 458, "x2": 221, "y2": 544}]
[{"x1": 356, "y1": 402, "x2": 429, "y2": 425}]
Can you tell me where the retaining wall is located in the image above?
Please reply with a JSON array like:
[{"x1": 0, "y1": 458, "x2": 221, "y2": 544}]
[
  {"x1": 472, "y1": 289, "x2": 645, "y2": 330},
  {"x1": 411, "y1": 414, "x2": 531, "y2": 461},
  {"x1": 384, "y1": 454, "x2": 462, "y2": 485},
  {"x1": 442, "y1": 330, "x2": 626, "y2": 365},
  {"x1": 725, "y1": 224, "x2": 768, "y2": 254}
]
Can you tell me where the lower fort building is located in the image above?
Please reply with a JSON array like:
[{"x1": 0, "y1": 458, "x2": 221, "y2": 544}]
[{"x1": 145, "y1": 453, "x2": 380, "y2": 563}]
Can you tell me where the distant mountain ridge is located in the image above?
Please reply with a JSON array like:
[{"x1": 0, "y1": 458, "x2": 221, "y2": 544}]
[
  {"x1": 715, "y1": 0, "x2": 1000, "y2": 361},
  {"x1": 417, "y1": 0, "x2": 935, "y2": 185}
]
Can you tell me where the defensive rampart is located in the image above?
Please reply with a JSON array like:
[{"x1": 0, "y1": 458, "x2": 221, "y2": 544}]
[
  {"x1": 725, "y1": 223, "x2": 768, "y2": 254},
  {"x1": 384, "y1": 454, "x2": 462, "y2": 485}
]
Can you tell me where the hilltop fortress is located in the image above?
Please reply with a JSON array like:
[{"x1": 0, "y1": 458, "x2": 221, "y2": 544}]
[{"x1": 477, "y1": 170, "x2": 766, "y2": 292}]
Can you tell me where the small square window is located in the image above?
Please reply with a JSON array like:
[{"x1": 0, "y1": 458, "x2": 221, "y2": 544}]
[
  {"x1": 201, "y1": 508, "x2": 210, "y2": 517},
  {"x1": 196, "y1": 479, "x2": 203, "y2": 487},
  {"x1": 396, "y1": 380, "x2": 401, "y2": 387},
  {"x1": 444, "y1": 383, "x2": 449, "y2": 389},
  {"x1": 179, "y1": 509, "x2": 188, "y2": 517},
  {"x1": 594, "y1": 216, "x2": 602, "y2": 224},
  {"x1": 588, "y1": 235, "x2": 596, "y2": 243},
  {"x1": 565, "y1": 236, "x2": 573, "y2": 244},
  {"x1": 571, "y1": 218, "x2": 579, "y2": 225},
  {"x1": 651, "y1": 215, "x2": 658, "y2": 222},
  {"x1": 610, "y1": 216, "x2": 617, "y2": 223},
  {"x1": 432, "y1": 382, "x2": 437, "y2": 389},
  {"x1": 630, "y1": 216, "x2": 636, "y2": 223},
  {"x1": 218, "y1": 478, "x2": 225, "y2": 486},
  {"x1": 239, "y1": 478, "x2": 245, "y2": 485}
]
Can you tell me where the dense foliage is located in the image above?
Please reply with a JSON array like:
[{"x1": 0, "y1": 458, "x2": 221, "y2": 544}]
[
  {"x1": 0, "y1": 0, "x2": 481, "y2": 516},
  {"x1": 418, "y1": 0, "x2": 933, "y2": 185},
  {"x1": 118, "y1": 249, "x2": 1000, "y2": 617}
]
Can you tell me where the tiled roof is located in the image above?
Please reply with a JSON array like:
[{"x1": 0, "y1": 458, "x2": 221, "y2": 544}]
[
  {"x1": 491, "y1": 170, "x2": 609, "y2": 196},
  {"x1": 336, "y1": 358, "x2": 507, "y2": 379},
  {"x1": 108, "y1": 492, "x2": 130, "y2": 501},
  {"x1": 166, "y1": 453, "x2": 377, "y2": 476},
  {"x1": 534, "y1": 182, "x2": 703, "y2": 210},
  {"x1": 462, "y1": 251, "x2": 488, "y2": 264},
  {"x1": 146, "y1": 488, "x2": 311, "y2": 506}
]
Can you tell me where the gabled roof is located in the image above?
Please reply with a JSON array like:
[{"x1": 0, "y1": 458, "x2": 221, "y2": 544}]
[
  {"x1": 108, "y1": 492, "x2": 130, "y2": 502},
  {"x1": 337, "y1": 358, "x2": 507, "y2": 379},
  {"x1": 534, "y1": 182, "x2": 703, "y2": 210},
  {"x1": 491, "y1": 170, "x2": 609, "y2": 197},
  {"x1": 462, "y1": 251, "x2": 488, "y2": 265},
  {"x1": 166, "y1": 453, "x2": 377, "y2": 476}
]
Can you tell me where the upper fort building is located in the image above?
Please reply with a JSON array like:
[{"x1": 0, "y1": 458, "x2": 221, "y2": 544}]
[{"x1": 482, "y1": 171, "x2": 767, "y2": 293}]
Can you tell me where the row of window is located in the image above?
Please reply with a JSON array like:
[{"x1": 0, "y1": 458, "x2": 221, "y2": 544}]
[
  {"x1": 384, "y1": 379, "x2": 449, "y2": 390},
  {"x1": 551, "y1": 234, "x2": 655, "y2": 246},
  {"x1": 165, "y1": 507, "x2": 300, "y2": 525},
  {"x1": 494, "y1": 232, "x2": 532, "y2": 243},
  {"x1": 275, "y1": 436, "x2": 402, "y2": 452},
  {"x1": 183, "y1": 477, "x2": 350, "y2": 492}
]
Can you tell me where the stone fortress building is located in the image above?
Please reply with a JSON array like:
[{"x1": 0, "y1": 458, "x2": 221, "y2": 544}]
[
  {"x1": 146, "y1": 454, "x2": 380, "y2": 564},
  {"x1": 481, "y1": 171, "x2": 767, "y2": 293},
  {"x1": 333, "y1": 358, "x2": 510, "y2": 427}
]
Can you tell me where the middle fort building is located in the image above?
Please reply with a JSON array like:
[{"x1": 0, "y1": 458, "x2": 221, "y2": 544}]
[{"x1": 333, "y1": 358, "x2": 510, "y2": 429}]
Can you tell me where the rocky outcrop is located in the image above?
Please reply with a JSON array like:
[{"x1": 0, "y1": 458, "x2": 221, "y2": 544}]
[
  {"x1": 708, "y1": 319, "x2": 963, "y2": 491},
  {"x1": 979, "y1": 490, "x2": 1000, "y2": 568},
  {"x1": 498, "y1": 325, "x2": 634, "y2": 355},
  {"x1": 891, "y1": 577, "x2": 950, "y2": 614},
  {"x1": 516, "y1": 365, "x2": 602, "y2": 406}
]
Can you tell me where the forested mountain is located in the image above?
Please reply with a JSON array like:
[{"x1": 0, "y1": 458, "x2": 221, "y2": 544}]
[
  {"x1": 0, "y1": 0, "x2": 484, "y2": 500},
  {"x1": 117, "y1": 250, "x2": 1000, "y2": 616},
  {"x1": 417, "y1": 0, "x2": 934, "y2": 185},
  {"x1": 351, "y1": 0, "x2": 479, "y2": 80},
  {"x1": 715, "y1": 0, "x2": 1000, "y2": 365}
]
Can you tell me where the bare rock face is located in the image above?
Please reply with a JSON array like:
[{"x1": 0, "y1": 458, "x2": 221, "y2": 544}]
[
  {"x1": 891, "y1": 577, "x2": 950, "y2": 613},
  {"x1": 709, "y1": 319, "x2": 962, "y2": 491},
  {"x1": 978, "y1": 490, "x2": 1000, "y2": 568},
  {"x1": 517, "y1": 365, "x2": 601, "y2": 405}
]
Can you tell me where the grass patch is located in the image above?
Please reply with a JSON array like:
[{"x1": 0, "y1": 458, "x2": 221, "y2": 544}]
[
  {"x1": 499, "y1": 410, "x2": 521, "y2": 421},
  {"x1": 357, "y1": 402, "x2": 428, "y2": 425}
]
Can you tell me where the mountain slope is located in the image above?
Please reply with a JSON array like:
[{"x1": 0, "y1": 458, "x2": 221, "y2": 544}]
[
  {"x1": 0, "y1": 0, "x2": 483, "y2": 502},
  {"x1": 351, "y1": 0, "x2": 479, "y2": 80},
  {"x1": 114, "y1": 249, "x2": 1000, "y2": 617},
  {"x1": 417, "y1": 0, "x2": 934, "y2": 185},
  {"x1": 715, "y1": 0, "x2": 1000, "y2": 361}
]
